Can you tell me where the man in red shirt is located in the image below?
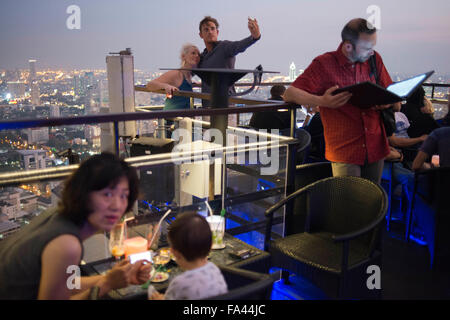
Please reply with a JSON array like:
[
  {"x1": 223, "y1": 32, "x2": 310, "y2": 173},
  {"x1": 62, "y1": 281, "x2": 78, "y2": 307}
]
[{"x1": 284, "y1": 18, "x2": 394, "y2": 184}]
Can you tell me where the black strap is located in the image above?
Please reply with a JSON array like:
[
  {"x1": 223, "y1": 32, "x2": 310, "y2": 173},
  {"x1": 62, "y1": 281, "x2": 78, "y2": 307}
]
[{"x1": 369, "y1": 55, "x2": 379, "y2": 85}]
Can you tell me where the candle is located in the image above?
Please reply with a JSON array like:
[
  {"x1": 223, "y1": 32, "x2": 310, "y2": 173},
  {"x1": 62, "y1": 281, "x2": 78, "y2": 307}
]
[{"x1": 124, "y1": 237, "x2": 148, "y2": 256}]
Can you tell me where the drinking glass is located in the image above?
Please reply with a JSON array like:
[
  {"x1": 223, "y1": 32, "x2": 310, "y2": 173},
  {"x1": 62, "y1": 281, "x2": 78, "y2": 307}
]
[{"x1": 109, "y1": 222, "x2": 126, "y2": 260}]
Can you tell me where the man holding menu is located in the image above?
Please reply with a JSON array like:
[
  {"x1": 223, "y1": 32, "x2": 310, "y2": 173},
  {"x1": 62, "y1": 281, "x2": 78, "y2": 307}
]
[{"x1": 284, "y1": 18, "x2": 394, "y2": 184}]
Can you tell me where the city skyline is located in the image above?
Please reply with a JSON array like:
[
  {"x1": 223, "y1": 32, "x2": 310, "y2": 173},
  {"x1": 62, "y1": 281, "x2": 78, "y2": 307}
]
[{"x1": 0, "y1": 0, "x2": 449, "y2": 76}]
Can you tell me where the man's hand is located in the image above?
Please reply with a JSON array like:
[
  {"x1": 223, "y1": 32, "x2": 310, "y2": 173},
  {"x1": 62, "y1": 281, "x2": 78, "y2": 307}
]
[
  {"x1": 248, "y1": 17, "x2": 260, "y2": 39},
  {"x1": 319, "y1": 85, "x2": 352, "y2": 108}
]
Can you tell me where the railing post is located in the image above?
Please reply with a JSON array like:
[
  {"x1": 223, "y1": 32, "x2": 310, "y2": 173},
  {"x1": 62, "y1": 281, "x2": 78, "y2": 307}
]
[
  {"x1": 113, "y1": 121, "x2": 120, "y2": 156},
  {"x1": 290, "y1": 107, "x2": 296, "y2": 137}
]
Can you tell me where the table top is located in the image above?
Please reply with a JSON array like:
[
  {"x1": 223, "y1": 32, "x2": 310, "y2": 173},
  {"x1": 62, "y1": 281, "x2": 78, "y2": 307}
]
[{"x1": 81, "y1": 233, "x2": 270, "y2": 300}]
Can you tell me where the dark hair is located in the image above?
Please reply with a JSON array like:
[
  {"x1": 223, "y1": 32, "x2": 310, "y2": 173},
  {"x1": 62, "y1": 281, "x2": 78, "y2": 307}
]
[
  {"x1": 406, "y1": 86, "x2": 426, "y2": 107},
  {"x1": 199, "y1": 16, "x2": 219, "y2": 32},
  {"x1": 270, "y1": 85, "x2": 286, "y2": 100},
  {"x1": 168, "y1": 212, "x2": 212, "y2": 262},
  {"x1": 59, "y1": 152, "x2": 139, "y2": 226},
  {"x1": 341, "y1": 18, "x2": 376, "y2": 47}
]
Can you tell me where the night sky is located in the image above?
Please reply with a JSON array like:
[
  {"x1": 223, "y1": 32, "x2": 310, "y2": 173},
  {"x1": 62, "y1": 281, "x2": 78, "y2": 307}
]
[{"x1": 1, "y1": 0, "x2": 449, "y2": 75}]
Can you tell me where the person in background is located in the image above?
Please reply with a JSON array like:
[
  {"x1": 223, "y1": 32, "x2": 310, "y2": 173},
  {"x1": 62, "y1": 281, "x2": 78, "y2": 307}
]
[
  {"x1": 198, "y1": 16, "x2": 261, "y2": 107},
  {"x1": 388, "y1": 103, "x2": 428, "y2": 167},
  {"x1": 149, "y1": 212, "x2": 227, "y2": 300},
  {"x1": 146, "y1": 43, "x2": 200, "y2": 110},
  {"x1": 412, "y1": 127, "x2": 450, "y2": 170},
  {"x1": 400, "y1": 86, "x2": 440, "y2": 138},
  {"x1": 249, "y1": 85, "x2": 291, "y2": 131},
  {"x1": 284, "y1": 18, "x2": 395, "y2": 184},
  {"x1": 0, "y1": 153, "x2": 151, "y2": 300},
  {"x1": 146, "y1": 44, "x2": 200, "y2": 136}
]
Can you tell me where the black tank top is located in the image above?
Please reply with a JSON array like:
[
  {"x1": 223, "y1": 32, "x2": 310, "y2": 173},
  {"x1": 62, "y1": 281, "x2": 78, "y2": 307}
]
[{"x1": 0, "y1": 208, "x2": 83, "y2": 299}]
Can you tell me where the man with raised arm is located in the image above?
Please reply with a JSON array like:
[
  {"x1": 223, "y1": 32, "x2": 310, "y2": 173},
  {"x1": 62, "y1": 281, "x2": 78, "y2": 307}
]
[
  {"x1": 197, "y1": 16, "x2": 261, "y2": 107},
  {"x1": 284, "y1": 18, "x2": 395, "y2": 184}
]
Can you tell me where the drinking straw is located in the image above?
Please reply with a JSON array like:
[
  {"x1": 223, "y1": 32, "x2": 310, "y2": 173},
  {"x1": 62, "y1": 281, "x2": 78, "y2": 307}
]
[
  {"x1": 149, "y1": 209, "x2": 172, "y2": 249},
  {"x1": 205, "y1": 200, "x2": 213, "y2": 216}
]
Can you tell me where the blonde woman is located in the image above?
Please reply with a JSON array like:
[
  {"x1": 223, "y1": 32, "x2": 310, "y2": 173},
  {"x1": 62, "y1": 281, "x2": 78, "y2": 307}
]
[{"x1": 146, "y1": 43, "x2": 200, "y2": 110}]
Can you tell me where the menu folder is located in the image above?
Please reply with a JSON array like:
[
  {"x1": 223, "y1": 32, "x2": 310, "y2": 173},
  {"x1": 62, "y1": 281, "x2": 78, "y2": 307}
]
[{"x1": 332, "y1": 70, "x2": 434, "y2": 109}]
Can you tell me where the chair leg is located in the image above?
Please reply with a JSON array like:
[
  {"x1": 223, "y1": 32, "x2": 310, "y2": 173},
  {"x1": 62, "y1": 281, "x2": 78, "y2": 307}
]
[
  {"x1": 281, "y1": 270, "x2": 291, "y2": 285},
  {"x1": 386, "y1": 180, "x2": 392, "y2": 231},
  {"x1": 406, "y1": 187, "x2": 417, "y2": 243}
]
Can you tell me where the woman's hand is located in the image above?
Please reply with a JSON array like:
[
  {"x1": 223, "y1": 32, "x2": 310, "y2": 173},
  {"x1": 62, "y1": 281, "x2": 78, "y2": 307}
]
[
  {"x1": 164, "y1": 84, "x2": 179, "y2": 98},
  {"x1": 101, "y1": 260, "x2": 133, "y2": 292},
  {"x1": 129, "y1": 260, "x2": 152, "y2": 285}
]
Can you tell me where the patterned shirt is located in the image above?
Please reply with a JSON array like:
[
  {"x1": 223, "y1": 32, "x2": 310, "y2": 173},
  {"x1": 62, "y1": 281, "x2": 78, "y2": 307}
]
[
  {"x1": 164, "y1": 261, "x2": 228, "y2": 300},
  {"x1": 292, "y1": 43, "x2": 392, "y2": 165},
  {"x1": 394, "y1": 112, "x2": 411, "y2": 138}
]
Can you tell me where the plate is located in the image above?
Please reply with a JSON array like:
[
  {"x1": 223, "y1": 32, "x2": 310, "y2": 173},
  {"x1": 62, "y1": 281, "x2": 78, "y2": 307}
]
[
  {"x1": 151, "y1": 271, "x2": 169, "y2": 283},
  {"x1": 211, "y1": 243, "x2": 226, "y2": 250},
  {"x1": 153, "y1": 255, "x2": 170, "y2": 265}
]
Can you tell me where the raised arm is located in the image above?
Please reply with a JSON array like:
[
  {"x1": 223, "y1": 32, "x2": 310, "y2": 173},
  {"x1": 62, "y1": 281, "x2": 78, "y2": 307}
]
[{"x1": 223, "y1": 18, "x2": 261, "y2": 57}]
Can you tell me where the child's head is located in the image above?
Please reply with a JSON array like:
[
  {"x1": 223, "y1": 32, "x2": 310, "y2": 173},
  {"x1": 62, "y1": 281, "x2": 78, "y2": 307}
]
[{"x1": 168, "y1": 212, "x2": 212, "y2": 262}]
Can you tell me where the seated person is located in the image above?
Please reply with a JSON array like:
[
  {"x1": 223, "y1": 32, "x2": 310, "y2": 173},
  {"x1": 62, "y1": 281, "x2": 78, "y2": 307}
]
[
  {"x1": 440, "y1": 94, "x2": 450, "y2": 127},
  {"x1": 0, "y1": 153, "x2": 151, "y2": 299},
  {"x1": 303, "y1": 107, "x2": 326, "y2": 162},
  {"x1": 149, "y1": 212, "x2": 228, "y2": 300},
  {"x1": 249, "y1": 85, "x2": 291, "y2": 131},
  {"x1": 401, "y1": 86, "x2": 440, "y2": 138},
  {"x1": 389, "y1": 103, "x2": 428, "y2": 166},
  {"x1": 412, "y1": 127, "x2": 450, "y2": 170}
]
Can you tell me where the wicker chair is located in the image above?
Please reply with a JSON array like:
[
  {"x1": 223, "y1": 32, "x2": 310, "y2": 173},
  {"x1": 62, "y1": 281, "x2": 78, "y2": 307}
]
[
  {"x1": 264, "y1": 176, "x2": 388, "y2": 299},
  {"x1": 205, "y1": 266, "x2": 277, "y2": 300},
  {"x1": 287, "y1": 162, "x2": 333, "y2": 236}
]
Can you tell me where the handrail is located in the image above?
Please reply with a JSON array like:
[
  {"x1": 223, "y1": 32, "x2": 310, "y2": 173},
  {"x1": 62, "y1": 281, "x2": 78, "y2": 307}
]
[
  {"x1": 135, "y1": 86, "x2": 281, "y2": 105},
  {"x1": 0, "y1": 100, "x2": 299, "y2": 131}
]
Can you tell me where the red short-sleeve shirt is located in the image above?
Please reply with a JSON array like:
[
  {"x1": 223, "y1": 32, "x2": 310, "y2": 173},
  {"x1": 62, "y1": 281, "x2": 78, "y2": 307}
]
[{"x1": 292, "y1": 43, "x2": 392, "y2": 165}]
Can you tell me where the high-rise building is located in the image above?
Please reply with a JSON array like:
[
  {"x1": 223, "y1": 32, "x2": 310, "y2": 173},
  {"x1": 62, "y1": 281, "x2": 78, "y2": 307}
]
[
  {"x1": 29, "y1": 59, "x2": 37, "y2": 81},
  {"x1": 289, "y1": 62, "x2": 296, "y2": 82},
  {"x1": 30, "y1": 82, "x2": 40, "y2": 105},
  {"x1": 28, "y1": 59, "x2": 40, "y2": 105}
]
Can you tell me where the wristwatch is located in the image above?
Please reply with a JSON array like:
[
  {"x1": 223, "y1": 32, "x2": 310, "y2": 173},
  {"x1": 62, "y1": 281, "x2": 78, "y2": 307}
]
[{"x1": 89, "y1": 286, "x2": 100, "y2": 300}]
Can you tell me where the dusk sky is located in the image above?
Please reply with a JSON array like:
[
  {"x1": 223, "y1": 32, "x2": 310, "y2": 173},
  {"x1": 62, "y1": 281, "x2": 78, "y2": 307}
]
[{"x1": 1, "y1": 0, "x2": 449, "y2": 76}]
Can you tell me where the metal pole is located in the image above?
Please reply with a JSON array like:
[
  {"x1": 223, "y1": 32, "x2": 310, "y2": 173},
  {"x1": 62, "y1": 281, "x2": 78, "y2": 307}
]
[
  {"x1": 290, "y1": 107, "x2": 296, "y2": 137},
  {"x1": 114, "y1": 121, "x2": 120, "y2": 155}
]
